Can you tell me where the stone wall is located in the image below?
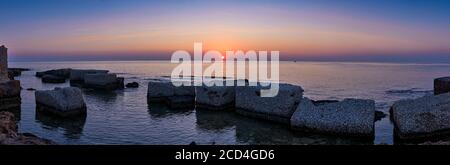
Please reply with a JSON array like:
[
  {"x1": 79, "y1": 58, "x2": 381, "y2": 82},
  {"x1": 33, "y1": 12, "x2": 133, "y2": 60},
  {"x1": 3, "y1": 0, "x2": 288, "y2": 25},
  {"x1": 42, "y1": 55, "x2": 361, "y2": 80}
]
[{"x1": 0, "y1": 45, "x2": 8, "y2": 81}]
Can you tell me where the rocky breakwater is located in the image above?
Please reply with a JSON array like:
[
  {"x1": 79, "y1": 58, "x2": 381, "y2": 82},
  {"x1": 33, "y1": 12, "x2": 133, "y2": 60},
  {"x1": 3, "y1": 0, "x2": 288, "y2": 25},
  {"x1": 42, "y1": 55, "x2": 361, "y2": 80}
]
[
  {"x1": 35, "y1": 87, "x2": 87, "y2": 117},
  {"x1": 195, "y1": 80, "x2": 236, "y2": 111},
  {"x1": 0, "y1": 80, "x2": 21, "y2": 111},
  {"x1": 147, "y1": 79, "x2": 195, "y2": 109},
  {"x1": 235, "y1": 83, "x2": 303, "y2": 124},
  {"x1": 390, "y1": 92, "x2": 450, "y2": 141},
  {"x1": 434, "y1": 77, "x2": 450, "y2": 95},
  {"x1": 0, "y1": 111, "x2": 54, "y2": 145},
  {"x1": 291, "y1": 98, "x2": 375, "y2": 138}
]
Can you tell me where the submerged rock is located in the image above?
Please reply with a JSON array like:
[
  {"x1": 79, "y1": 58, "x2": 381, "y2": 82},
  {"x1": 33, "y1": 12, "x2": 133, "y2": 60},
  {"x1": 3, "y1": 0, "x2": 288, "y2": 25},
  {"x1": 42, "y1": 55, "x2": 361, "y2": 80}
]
[
  {"x1": 291, "y1": 98, "x2": 375, "y2": 138},
  {"x1": 195, "y1": 80, "x2": 235, "y2": 111},
  {"x1": 41, "y1": 74, "x2": 66, "y2": 83},
  {"x1": 391, "y1": 92, "x2": 450, "y2": 141},
  {"x1": 235, "y1": 83, "x2": 303, "y2": 124},
  {"x1": 84, "y1": 73, "x2": 124, "y2": 90},
  {"x1": 0, "y1": 80, "x2": 21, "y2": 111},
  {"x1": 0, "y1": 111, "x2": 55, "y2": 145},
  {"x1": 147, "y1": 79, "x2": 195, "y2": 109},
  {"x1": 126, "y1": 82, "x2": 139, "y2": 88},
  {"x1": 35, "y1": 87, "x2": 87, "y2": 117},
  {"x1": 434, "y1": 77, "x2": 450, "y2": 95}
]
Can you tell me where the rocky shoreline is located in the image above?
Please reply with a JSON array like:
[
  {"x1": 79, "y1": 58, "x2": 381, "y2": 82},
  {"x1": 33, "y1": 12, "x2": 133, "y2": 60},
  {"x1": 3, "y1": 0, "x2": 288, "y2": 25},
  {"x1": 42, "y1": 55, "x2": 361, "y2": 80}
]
[{"x1": 0, "y1": 111, "x2": 55, "y2": 145}]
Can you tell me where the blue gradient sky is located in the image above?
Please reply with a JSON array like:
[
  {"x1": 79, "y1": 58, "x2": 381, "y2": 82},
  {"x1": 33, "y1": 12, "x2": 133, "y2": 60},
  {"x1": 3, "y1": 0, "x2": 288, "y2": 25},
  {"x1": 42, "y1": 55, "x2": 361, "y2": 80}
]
[{"x1": 1, "y1": 0, "x2": 450, "y2": 62}]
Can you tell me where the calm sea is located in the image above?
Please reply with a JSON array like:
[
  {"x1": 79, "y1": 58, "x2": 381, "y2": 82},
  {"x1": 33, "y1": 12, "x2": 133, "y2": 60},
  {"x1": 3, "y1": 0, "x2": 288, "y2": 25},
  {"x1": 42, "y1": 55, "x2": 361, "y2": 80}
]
[{"x1": 8, "y1": 61, "x2": 450, "y2": 145}]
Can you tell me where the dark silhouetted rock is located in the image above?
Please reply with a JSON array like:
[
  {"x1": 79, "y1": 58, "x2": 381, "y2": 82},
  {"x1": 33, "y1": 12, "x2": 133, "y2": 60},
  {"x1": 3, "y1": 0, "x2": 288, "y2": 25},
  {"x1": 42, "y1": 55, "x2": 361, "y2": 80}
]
[
  {"x1": 126, "y1": 82, "x2": 139, "y2": 88},
  {"x1": 36, "y1": 68, "x2": 71, "y2": 78},
  {"x1": 375, "y1": 111, "x2": 387, "y2": 122},
  {"x1": 291, "y1": 98, "x2": 375, "y2": 138},
  {"x1": 42, "y1": 75, "x2": 66, "y2": 83},
  {"x1": 434, "y1": 77, "x2": 450, "y2": 95}
]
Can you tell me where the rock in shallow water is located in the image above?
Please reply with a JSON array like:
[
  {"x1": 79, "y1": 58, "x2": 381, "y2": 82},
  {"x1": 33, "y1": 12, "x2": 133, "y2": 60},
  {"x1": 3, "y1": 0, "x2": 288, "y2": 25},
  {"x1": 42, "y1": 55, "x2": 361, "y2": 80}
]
[
  {"x1": 84, "y1": 73, "x2": 124, "y2": 90},
  {"x1": 126, "y1": 82, "x2": 139, "y2": 88},
  {"x1": 0, "y1": 111, "x2": 55, "y2": 145},
  {"x1": 36, "y1": 68, "x2": 71, "y2": 79},
  {"x1": 434, "y1": 77, "x2": 450, "y2": 95},
  {"x1": 391, "y1": 92, "x2": 450, "y2": 141},
  {"x1": 291, "y1": 98, "x2": 375, "y2": 138},
  {"x1": 235, "y1": 83, "x2": 303, "y2": 124},
  {"x1": 41, "y1": 74, "x2": 66, "y2": 83},
  {"x1": 195, "y1": 80, "x2": 236, "y2": 111},
  {"x1": 69, "y1": 69, "x2": 109, "y2": 84},
  {"x1": 35, "y1": 87, "x2": 87, "y2": 117},
  {"x1": 147, "y1": 79, "x2": 195, "y2": 109}
]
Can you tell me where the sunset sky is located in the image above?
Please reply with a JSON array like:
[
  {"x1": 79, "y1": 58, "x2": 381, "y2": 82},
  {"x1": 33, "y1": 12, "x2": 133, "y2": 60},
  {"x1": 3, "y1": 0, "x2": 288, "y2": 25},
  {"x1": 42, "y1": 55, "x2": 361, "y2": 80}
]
[{"x1": 1, "y1": 0, "x2": 450, "y2": 61}]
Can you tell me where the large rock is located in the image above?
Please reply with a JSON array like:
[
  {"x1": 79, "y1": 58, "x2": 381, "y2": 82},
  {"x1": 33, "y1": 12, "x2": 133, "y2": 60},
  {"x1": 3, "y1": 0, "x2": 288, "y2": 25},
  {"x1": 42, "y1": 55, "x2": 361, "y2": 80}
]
[
  {"x1": 69, "y1": 69, "x2": 109, "y2": 84},
  {"x1": 147, "y1": 79, "x2": 195, "y2": 109},
  {"x1": 434, "y1": 77, "x2": 450, "y2": 95},
  {"x1": 36, "y1": 68, "x2": 71, "y2": 78},
  {"x1": 291, "y1": 98, "x2": 375, "y2": 138},
  {"x1": 84, "y1": 73, "x2": 124, "y2": 90},
  {"x1": 42, "y1": 74, "x2": 66, "y2": 83},
  {"x1": 235, "y1": 83, "x2": 303, "y2": 124},
  {"x1": 35, "y1": 87, "x2": 87, "y2": 117},
  {"x1": 0, "y1": 80, "x2": 21, "y2": 111},
  {"x1": 0, "y1": 111, "x2": 55, "y2": 145},
  {"x1": 390, "y1": 92, "x2": 450, "y2": 140},
  {"x1": 195, "y1": 80, "x2": 236, "y2": 111}
]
